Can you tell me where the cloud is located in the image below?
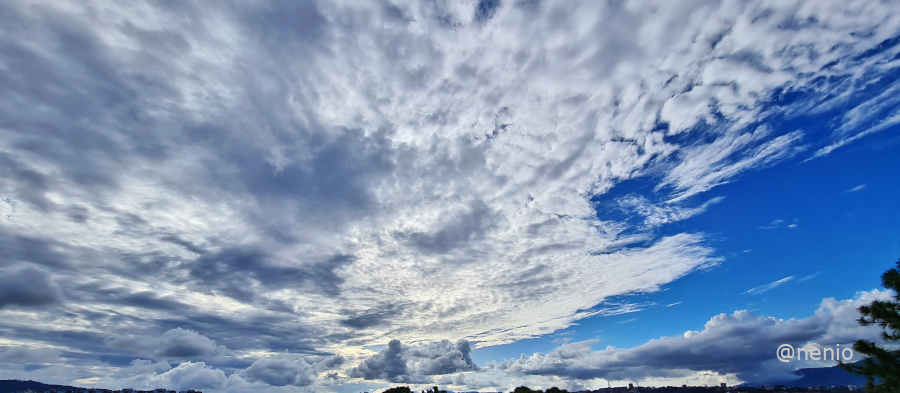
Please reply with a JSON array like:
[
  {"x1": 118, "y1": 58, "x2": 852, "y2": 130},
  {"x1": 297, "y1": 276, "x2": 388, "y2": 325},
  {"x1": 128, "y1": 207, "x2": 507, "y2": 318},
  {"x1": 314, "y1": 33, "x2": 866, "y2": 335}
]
[
  {"x1": 615, "y1": 195, "x2": 725, "y2": 229},
  {"x1": 240, "y1": 353, "x2": 345, "y2": 387},
  {"x1": 0, "y1": 345, "x2": 62, "y2": 364},
  {"x1": 155, "y1": 328, "x2": 221, "y2": 358},
  {"x1": 0, "y1": 266, "x2": 62, "y2": 309},
  {"x1": 348, "y1": 339, "x2": 408, "y2": 381},
  {"x1": 0, "y1": 0, "x2": 898, "y2": 390},
  {"x1": 407, "y1": 339, "x2": 479, "y2": 376},
  {"x1": 106, "y1": 328, "x2": 222, "y2": 360},
  {"x1": 797, "y1": 271, "x2": 823, "y2": 282},
  {"x1": 810, "y1": 105, "x2": 900, "y2": 160},
  {"x1": 242, "y1": 354, "x2": 318, "y2": 387},
  {"x1": 496, "y1": 290, "x2": 893, "y2": 383},
  {"x1": 348, "y1": 339, "x2": 478, "y2": 382},
  {"x1": 150, "y1": 361, "x2": 228, "y2": 391},
  {"x1": 82, "y1": 354, "x2": 348, "y2": 393},
  {"x1": 742, "y1": 276, "x2": 795, "y2": 295},
  {"x1": 845, "y1": 184, "x2": 866, "y2": 193},
  {"x1": 758, "y1": 219, "x2": 798, "y2": 230}
]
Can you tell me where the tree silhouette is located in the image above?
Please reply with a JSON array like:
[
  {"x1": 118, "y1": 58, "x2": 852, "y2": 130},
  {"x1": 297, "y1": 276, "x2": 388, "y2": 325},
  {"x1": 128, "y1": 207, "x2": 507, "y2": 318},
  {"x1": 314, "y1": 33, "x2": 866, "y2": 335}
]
[
  {"x1": 841, "y1": 258, "x2": 900, "y2": 392},
  {"x1": 511, "y1": 386, "x2": 567, "y2": 393},
  {"x1": 512, "y1": 386, "x2": 542, "y2": 393},
  {"x1": 384, "y1": 386, "x2": 413, "y2": 393}
]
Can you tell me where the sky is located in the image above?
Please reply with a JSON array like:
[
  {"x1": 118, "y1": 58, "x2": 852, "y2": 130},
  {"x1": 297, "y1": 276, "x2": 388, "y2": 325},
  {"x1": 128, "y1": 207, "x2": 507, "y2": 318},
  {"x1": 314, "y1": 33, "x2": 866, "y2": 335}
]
[{"x1": 1, "y1": 0, "x2": 900, "y2": 392}]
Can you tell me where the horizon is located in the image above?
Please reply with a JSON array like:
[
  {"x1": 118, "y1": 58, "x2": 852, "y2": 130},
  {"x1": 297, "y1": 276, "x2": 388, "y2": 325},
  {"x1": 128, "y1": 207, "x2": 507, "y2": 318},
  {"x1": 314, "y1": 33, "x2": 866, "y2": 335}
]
[
  {"x1": 1, "y1": 1, "x2": 899, "y2": 393},
  {"x1": 0, "y1": 375, "x2": 868, "y2": 392}
]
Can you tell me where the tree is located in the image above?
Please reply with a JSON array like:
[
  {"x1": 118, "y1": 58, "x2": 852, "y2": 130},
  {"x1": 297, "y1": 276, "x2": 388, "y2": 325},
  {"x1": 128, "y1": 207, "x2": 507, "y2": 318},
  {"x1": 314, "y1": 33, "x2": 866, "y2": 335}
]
[
  {"x1": 512, "y1": 386, "x2": 542, "y2": 393},
  {"x1": 841, "y1": 258, "x2": 900, "y2": 392},
  {"x1": 384, "y1": 387, "x2": 413, "y2": 393},
  {"x1": 545, "y1": 387, "x2": 569, "y2": 393}
]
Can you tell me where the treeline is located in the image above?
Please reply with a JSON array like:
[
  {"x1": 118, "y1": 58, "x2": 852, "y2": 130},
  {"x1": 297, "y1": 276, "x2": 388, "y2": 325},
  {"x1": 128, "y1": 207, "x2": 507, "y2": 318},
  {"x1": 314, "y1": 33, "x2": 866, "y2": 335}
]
[
  {"x1": 513, "y1": 387, "x2": 569, "y2": 393},
  {"x1": 383, "y1": 385, "x2": 568, "y2": 393},
  {"x1": 384, "y1": 386, "x2": 447, "y2": 393}
]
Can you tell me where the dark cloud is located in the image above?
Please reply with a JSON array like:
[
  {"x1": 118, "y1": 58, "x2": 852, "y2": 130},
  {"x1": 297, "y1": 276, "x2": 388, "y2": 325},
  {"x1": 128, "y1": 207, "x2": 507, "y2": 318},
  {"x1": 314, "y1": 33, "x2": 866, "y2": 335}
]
[
  {"x1": 0, "y1": 325, "x2": 113, "y2": 358},
  {"x1": 242, "y1": 354, "x2": 319, "y2": 387},
  {"x1": 0, "y1": 3, "x2": 164, "y2": 195},
  {"x1": 0, "y1": 346, "x2": 62, "y2": 364},
  {"x1": 0, "y1": 231, "x2": 71, "y2": 270},
  {"x1": 340, "y1": 303, "x2": 407, "y2": 330},
  {"x1": 0, "y1": 266, "x2": 62, "y2": 308},
  {"x1": 407, "y1": 339, "x2": 479, "y2": 376},
  {"x1": 497, "y1": 291, "x2": 892, "y2": 383},
  {"x1": 185, "y1": 248, "x2": 354, "y2": 300},
  {"x1": 69, "y1": 283, "x2": 190, "y2": 313},
  {"x1": 399, "y1": 202, "x2": 496, "y2": 255},
  {"x1": 160, "y1": 235, "x2": 205, "y2": 256},
  {"x1": 0, "y1": 153, "x2": 53, "y2": 210},
  {"x1": 348, "y1": 339, "x2": 407, "y2": 381},
  {"x1": 348, "y1": 339, "x2": 478, "y2": 381},
  {"x1": 106, "y1": 328, "x2": 221, "y2": 360},
  {"x1": 65, "y1": 205, "x2": 90, "y2": 223},
  {"x1": 153, "y1": 313, "x2": 321, "y2": 356},
  {"x1": 155, "y1": 328, "x2": 220, "y2": 358}
]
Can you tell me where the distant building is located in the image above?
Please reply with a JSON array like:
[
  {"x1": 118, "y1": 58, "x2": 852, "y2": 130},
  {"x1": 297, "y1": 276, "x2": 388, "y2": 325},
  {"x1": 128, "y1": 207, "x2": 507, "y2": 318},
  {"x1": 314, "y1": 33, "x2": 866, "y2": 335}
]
[{"x1": 847, "y1": 386, "x2": 857, "y2": 391}]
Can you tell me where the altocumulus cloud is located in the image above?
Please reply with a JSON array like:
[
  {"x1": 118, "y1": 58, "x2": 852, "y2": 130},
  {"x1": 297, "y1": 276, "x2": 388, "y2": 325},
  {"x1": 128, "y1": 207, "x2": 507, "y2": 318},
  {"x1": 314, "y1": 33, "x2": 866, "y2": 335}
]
[{"x1": 0, "y1": 0, "x2": 898, "y2": 391}]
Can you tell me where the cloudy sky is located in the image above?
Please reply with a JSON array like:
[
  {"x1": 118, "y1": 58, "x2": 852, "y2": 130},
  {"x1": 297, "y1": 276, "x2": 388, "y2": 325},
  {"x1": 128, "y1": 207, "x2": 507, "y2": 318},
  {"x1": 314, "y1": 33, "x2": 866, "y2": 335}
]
[{"x1": 1, "y1": 0, "x2": 900, "y2": 392}]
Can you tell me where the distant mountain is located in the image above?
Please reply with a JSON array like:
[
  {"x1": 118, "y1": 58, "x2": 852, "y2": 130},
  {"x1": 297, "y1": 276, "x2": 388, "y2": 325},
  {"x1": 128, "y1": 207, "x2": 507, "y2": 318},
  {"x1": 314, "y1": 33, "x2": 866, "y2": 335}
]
[
  {"x1": 764, "y1": 362, "x2": 867, "y2": 387},
  {"x1": 0, "y1": 379, "x2": 88, "y2": 393}
]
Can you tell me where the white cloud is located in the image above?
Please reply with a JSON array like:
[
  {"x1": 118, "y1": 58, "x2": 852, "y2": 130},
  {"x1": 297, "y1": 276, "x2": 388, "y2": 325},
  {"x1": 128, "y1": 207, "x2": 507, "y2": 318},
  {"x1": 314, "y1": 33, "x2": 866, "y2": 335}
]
[
  {"x1": 797, "y1": 271, "x2": 824, "y2": 282},
  {"x1": 759, "y1": 219, "x2": 799, "y2": 230},
  {"x1": 742, "y1": 276, "x2": 795, "y2": 295},
  {"x1": 616, "y1": 195, "x2": 725, "y2": 229},
  {"x1": 845, "y1": 184, "x2": 866, "y2": 193}
]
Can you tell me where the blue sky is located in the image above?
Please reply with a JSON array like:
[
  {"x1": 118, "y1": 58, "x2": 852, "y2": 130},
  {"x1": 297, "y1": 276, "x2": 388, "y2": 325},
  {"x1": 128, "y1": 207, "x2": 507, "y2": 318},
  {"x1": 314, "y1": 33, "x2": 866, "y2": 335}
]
[
  {"x1": 1, "y1": 1, "x2": 899, "y2": 392},
  {"x1": 475, "y1": 128, "x2": 900, "y2": 366}
]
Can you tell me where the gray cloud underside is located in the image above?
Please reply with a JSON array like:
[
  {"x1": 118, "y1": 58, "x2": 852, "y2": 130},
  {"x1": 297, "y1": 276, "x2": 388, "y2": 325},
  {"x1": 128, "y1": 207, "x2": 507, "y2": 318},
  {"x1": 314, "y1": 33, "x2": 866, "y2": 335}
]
[
  {"x1": 0, "y1": 266, "x2": 62, "y2": 309},
  {"x1": 496, "y1": 290, "x2": 894, "y2": 384},
  {"x1": 0, "y1": 0, "x2": 898, "y2": 391},
  {"x1": 348, "y1": 339, "x2": 478, "y2": 382}
]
